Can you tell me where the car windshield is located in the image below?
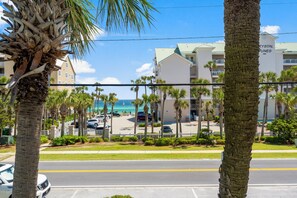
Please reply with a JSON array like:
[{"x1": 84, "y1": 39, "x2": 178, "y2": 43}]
[{"x1": 0, "y1": 166, "x2": 14, "y2": 183}]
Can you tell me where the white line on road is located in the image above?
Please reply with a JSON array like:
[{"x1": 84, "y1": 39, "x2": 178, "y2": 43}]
[
  {"x1": 192, "y1": 188, "x2": 198, "y2": 198},
  {"x1": 70, "y1": 190, "x2": 78, "y2": 198}
]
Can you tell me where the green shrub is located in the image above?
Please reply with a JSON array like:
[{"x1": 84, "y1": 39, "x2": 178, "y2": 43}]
[
  {"x1": 174, "y1": 137, "x2": 194, "y2": 145},
  {"x1": 215, "y1": 139, "x2": 225, "y2": 145},
  {"x1": 43, "y1": 119, "x2": 59, "y2": 130},
  {"x1": 155, "y1": 138, "x2": 172, "y2": 146},
  {"x1": 129, "y1": 136, "x2": 138, "y2": 142},
  {"x1": 265, "y1": 136, "x2": 288, "y2": 144},
  {"x1": 144, "y1": 140, "x2": 155, "y2": 146},
  {"x1": 111, "y1": 136, "x2": 123, "y2": 142},
  {"x1": 51, "y1": 135, "x2": 87, "y2": 146},
  {"x1": 40, "y1": 135, "x2": 49, "y2": 144},
  {"x1": 51, "y1": 137, "x2": 66, "y2": 146},
  {"x1": 142, "y1": 137, "x2": 154, "y2": 142},
  {"x1": 267, "y1": 117, "x2": 297, "y2": 143},
  {"x1": 255, "y1": 136, "x2": 266, "y2": 142},
  {"x1": 95, "y1": 137, "x2": 103, "y2": 143},
  {"x1": 196, "y1": 138, "x2": 212, "y2": 145},
  {"x1": 110, "y1": 195, "x2": 133, "y2": 198},
  {"x1": 138, "y1": 123, "x2": 145, "y2": 127},
  {"x1": 103, "y1": 138, "x2": 109, "y2": 142},
  {"x1": 122, "y1": 137, "x2": 131, "y2": 142},
  {"x1": 153, "y1": 122, "x2": 161, "y2": 127}
]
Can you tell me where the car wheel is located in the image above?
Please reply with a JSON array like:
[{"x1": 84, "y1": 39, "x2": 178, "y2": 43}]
[{"x1": 93, "y1": 123, "x2": 98, "y2": 128}]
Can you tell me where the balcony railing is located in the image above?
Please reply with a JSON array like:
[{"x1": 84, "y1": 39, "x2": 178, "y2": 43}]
[
  {"x1": 211, "y1": 70, "x2": 224, "y2": 76},
  {"x1": 283, "y1": 59, "x2": 297, "y2": 64},
  {"x1": 213, "y1": 59, "x2": 225, "y2": 64},
  {"x1": 190, "y1": 66, "x2": 197, "y2": 77}
]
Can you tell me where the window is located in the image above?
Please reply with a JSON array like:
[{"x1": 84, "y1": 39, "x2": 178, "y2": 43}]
[
  {"x1": 0, "y1": 68, "x2": 4, "y2": 74},
  {"x1": 66, "y1": 63, "x2": 68, "y2": 67},
  {"x1": 58, "y1": 71, "x2": 61, "y2": 76},
  {"x1": 65, "y1": 73, "x2": 68, "y2": 78}
]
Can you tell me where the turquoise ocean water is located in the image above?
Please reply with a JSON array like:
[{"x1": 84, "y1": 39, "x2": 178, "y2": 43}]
[{"x1": 93, "y1": 99, "x2": 148, "y2": 113}]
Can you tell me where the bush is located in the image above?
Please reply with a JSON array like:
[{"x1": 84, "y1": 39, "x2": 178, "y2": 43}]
[
  {"x1": 196, "y1": 138, "x2": 212, "y2": 145},
  {"x1": 122, "y1": 137, "x2": 131, "y2": 142},
  {"x1": 153, "y1": 122, "x2": 161, "y2": 127},
  {"x1": 89, "y1": 137, "x2": 103, "y2": 143},
  {"x1": 155, "y1": 138, "x2": 172, "y2": 146},
  {"x1": 129, "y1": 136, "x2": 138, "y2": 142},
  {"x1": 142, "y1": 137, "x2": 154, "y2": 143},
  {"x1": 144, "y1": 140, "x2": 155, "y2": 146},
  {"x1": 265, "y1": 136, "x2": 288, "y2": 144},
  {"x1": 138, "y1": 123, "x2": 145, "y2": 127},
  {"x1": 103, "y1": 138, "x2": 109, "y2": 142},
  {"x1": 111, "y1": 136, "x2": 123, "y2": 142},
  {"x1": 215, "y1": 139, "x2": 225, "y2": 145},
  {"x1": 267, "y1": 117, "x2": 297, "y2": 143},
  {"x1": 174, "y1": 137, "x2": 194, "y2": 145},
  {"x1": 40, "y1": 135, "x2": 49, "y2": 144},
  {"x1": 51, "y1": 135, "x2": 87, "y2": 146},
  {"x1": 110, "y1": 195, "x2": 133, "y2": 198},
  {"x1": 43, "y1": 119, "x2": 59, "y2": 130}
]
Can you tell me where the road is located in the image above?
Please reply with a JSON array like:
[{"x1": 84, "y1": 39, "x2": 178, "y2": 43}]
[{"x1": 41, "y1": 159, "x2": 297, "y2": 198}]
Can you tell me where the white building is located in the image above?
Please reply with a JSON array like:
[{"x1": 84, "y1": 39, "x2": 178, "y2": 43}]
[{"x1": 154, "y1": 33, "x2": 297, "y2": 122}]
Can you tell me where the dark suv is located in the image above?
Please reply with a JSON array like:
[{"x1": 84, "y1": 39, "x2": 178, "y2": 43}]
[{"x1": 137, "y1": 112, "x2": 152, "y2": 121}]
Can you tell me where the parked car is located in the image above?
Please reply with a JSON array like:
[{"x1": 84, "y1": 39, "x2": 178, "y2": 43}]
[
  {"x1": 160, "y1": 125, "x2": 173, "y2": 133},
  {"x1": 95, "y1": 115, "x2": 109, "y2": 121},
  {"x1": 109, "y1": 112, "x2": 121, "y2": 117},
  {"x1": 87, "y1": 119, "x2": 101, "y2": 128},
  {"x1": 0, "y1": 163, "x2": 51, "y2": 198},
  {"x1": 137, "y1": 112, "x2": 152, "y2": 122},
  {"x1": 95, "y1": 124, "x2": 110, "y2": 135}
]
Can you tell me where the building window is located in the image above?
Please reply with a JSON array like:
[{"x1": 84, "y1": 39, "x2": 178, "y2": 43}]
[
  {"x1": 65, "y1": 73, "x2": 68, "y2": 78},
  {"x1": 0, "y1": 68, "x2": 4, "y2": 74},
  {"x1": 66, "y1": 63, "x2": 68, "y2": 67},
  {"x1": 58, "y1": 71, "x2": 61, "y2": 76}
]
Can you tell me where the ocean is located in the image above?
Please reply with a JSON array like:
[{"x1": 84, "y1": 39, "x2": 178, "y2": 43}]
[{"x1": 93, "y1": 99, "x2": 149, "y2": 113}]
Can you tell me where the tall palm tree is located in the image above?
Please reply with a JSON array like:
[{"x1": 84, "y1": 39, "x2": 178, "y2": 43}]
[
  {"x1": 178, "y1": 100, "x2": 189, "y2": 137},
  {"x1": 92, "y1": 83, "x2": 104, "y2": 114},
  {"x1": 169, "y1": 88, "x2": 186, "y2": 138},
  {"x1": 141, "y1": 94, "x2": 150, "y2": 138},
  {"x1": 149, "y1": 93, "x2": 159, "y2": 133},
  {"x1": 259, "y1": 72, "x2": 277, "y2": 136},
  {"x1": 0, "y1": 0, "x2": 155, "y2": 196},
  {"x1": 275, "y1": 92, "x2": 297, "y2": 119},
  {"x1": 191, "y1": 78, "x2": 210, "y2": 140},
  {"x1": 131, "y1": 78, "x2": 142, "y2": 134},
  {"x1": 219, "y1": 1, "x2": 260, "y2": 197},
  {"x1": 156, "y1": 79, "x2": 172, "y2": 137},
  {"x1": 213, "y1": 88, "x2": 224, "y2": 139},
  {"x1": 204, "y1": 101, "x2": 212, "y2": 132},
  {"x1": 204, "y1": 61, "x2": 218, "y2": 83},
  {"x1": 108, "y1": 92, "x2": 118, "y2": 134},
  {"x1": 100, "y1": 94, "x2": 109, "y2": 138}
]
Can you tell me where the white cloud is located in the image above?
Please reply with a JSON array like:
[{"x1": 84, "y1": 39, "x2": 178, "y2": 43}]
[
  {"x1": 76, "y1": 76, "x2": 98, "y2": 84},
  {"x1": 71, "y1": 59, "x2": 96, "y2": 74},
  {"x1": 260, "y1": 25, "x2": 280, "y2": 34},
  {"x1": 136, "y1": 63, "x2": 154, "y2": 77},
  {"x1": 100, "y1": 77, "x2": 121, "y2": 84}
]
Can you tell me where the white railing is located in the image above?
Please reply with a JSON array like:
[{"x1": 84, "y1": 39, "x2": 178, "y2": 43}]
[
  {"x1": 211, "y1": 70, "x2": 224, "y2": 76},
  {"x1": 213, "y1": 59, "x2": 225, "y2": 64},
  {"x1": 283, "y1": 59, "x2": 297, "y2": 64}
]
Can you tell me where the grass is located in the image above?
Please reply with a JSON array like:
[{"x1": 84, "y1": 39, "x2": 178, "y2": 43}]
[
  {"x1": 43, "y1": 142, "x2": 297, "y2": 151},
  {"x1": 0, "y1": 146, "x2": 15, "y2": 153},
  {"x1": 39, "y1": 152, "x2": 297, "y2": 161}
]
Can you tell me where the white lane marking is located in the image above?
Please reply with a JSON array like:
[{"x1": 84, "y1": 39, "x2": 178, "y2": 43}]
[
  {"x1": 192, "y1": 188, "x2": 198, "y2": 198},
  {"x1": 70, "y1": 189, "x2": 78, "y2": 198}
]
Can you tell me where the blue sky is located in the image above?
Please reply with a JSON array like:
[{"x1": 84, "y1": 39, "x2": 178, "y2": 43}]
[{"x1": 1, "y1": 0, "x2": 297, "y2": 99}]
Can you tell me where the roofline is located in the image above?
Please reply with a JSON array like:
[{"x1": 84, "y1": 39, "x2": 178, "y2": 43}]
[{"x1": 158, "y1": 53, "x2": 193, "y2": 65}]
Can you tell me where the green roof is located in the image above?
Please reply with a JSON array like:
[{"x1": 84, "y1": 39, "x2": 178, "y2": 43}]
[
  {"x1": 275, "y1": 43, "x2": 297, "y2": 53},
  {"x1": 155, "y1": 48, "x2": 175, "y2": 64}
]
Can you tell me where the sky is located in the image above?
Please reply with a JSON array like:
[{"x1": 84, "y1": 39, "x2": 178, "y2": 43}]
[{"x1": 1, "y1": 0, "x2": 297, "y2": 99}]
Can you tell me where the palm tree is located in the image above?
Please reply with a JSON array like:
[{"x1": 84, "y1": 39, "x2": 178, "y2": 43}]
[
  {"x1": 108, "y1": 92, "x2": 118, "y2": 134},
  {"x1": 92, "y1": 83, "x2": 104, "y2": 114},
  {"x1": 204, "y1": 61, "x2": 218, "y2": 83},
  {"x1": 259, "y1": 72, "x2": 277, "y2": 136},
  {"x1": 141, "y1": 94, "x2": 150, "y2": 138},
  {"x1": 213, "y1": 88, "x2": 224, "y2": 139},
  {"x1": 204, "y1": 101, "x2": 212, "y2": 132},
  {"x1": 131, "y1": 78, "x2": 142, "y2": 134},
  {"x1": 149, "y1": 93, "x2": 159, "y2": 134},
  {"x1": 219, "y1": 1, "x2": 260, "y2": 197},
  {"x1": 157, "y1": 79, "x2": 172, "y2": 137},
  {"x1": 275, "y1": 92, "x2": 297, "y2": 119},
  {"x1": 191, "y1": 78, "x2": 210, "y2": 140},
  {"x1": 178, "y1": 100, "x2": 189, "y2": 137},
  {"x1": 169, "y1": 88, "x2": 186, "y2": 138},
  {"x1": 56, "y1": 90, "x2": 69, "y2": 137},
  {"x1": 0, "y1": 0, "x2": 155, "y2": 196},
  {"x1": 100, "y1": 94, "x2": 109, "y2": 138}
]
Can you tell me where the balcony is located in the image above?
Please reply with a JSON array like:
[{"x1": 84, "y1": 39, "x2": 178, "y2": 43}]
[
  {"x1": 190, "y1": 66, "x2": 197, "y2": 77},
  {"x1": 213, "y1": 59, "x2": 225, "y2": 65},
  {"x1": 211, "y1": 70, "x2": 224, "y2": 77},
  {"x1": 283, "y1": 59, "x2": 297, "y2": 65}
]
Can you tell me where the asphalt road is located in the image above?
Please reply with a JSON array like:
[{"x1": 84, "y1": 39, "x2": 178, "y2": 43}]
[{"x1": 41, "y1": 159, "x2": 297, "y2": 197}]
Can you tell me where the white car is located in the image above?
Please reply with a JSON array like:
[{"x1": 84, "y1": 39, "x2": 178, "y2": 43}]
[{"x1": 0, "y1": 163, "x2": 51, "y2": 198}]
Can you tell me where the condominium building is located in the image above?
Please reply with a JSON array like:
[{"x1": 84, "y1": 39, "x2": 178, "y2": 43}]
[
  {"x1": 0, "y1": 54, "x2": 76, "y2": 92},
  {"x1": 154, "y1": 33, "x2": 297, "y2": 122}
]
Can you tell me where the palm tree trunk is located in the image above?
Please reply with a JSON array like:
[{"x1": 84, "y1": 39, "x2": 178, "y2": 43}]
[
  {"x1": 219, "y1": 105, "x2": 224, "y2": 139},
  {"x1": 197, "y1": 95, "x2": 202, "y2": 140},
  {"x1": 206, "y1": 111, "x2": 210, "y2": 132},
  {"x1": 12, "y1": 100, "x2": 43, "y2": 198},
  {"x1": 179, "y1": 109, "x2": 183, "y2": 137},
  {"x1": 61, "y1": 117, "x2": 65, "y2": 137},
  {"x1": 175, "y1": 108, "x2": 179, "y2": 138},
  {"x1": 151, "y1": 103, "x2": 154, "y2": 134},
  {"x1": 219, "y1": 0, "x2": 260, "y2": 197},
  {"x1": 144, "y1": 105, "x2": 148, "y2": 139},
  {"x1": 161, "y1": 97, "x2": 166, "y2": 138},
  {"x1": 111, "y1": 105, "x2": 114, "y2": 134},
  {"x1": 134, "y1": 105, "x2": 138, "y2": 135},
  {"x1": 261, "y1": 90, "x2": 268, "y2": 136}
]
